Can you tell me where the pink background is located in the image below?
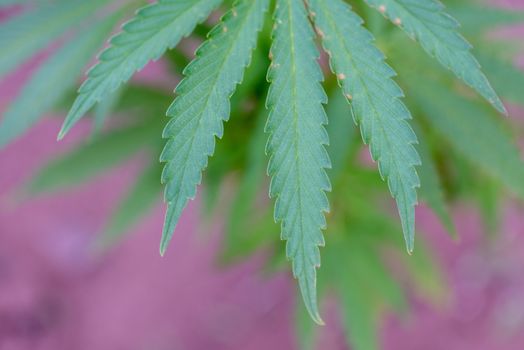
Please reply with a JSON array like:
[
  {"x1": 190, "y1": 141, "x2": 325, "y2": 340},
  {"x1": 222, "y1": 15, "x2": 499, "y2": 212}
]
[{"x1": 1, "y1": 2, "x2": 524, "y2": 349}]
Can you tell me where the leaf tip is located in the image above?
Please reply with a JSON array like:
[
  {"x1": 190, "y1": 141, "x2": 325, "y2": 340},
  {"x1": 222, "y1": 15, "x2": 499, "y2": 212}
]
[
  {"x1": 312, "y1": 313, "x2": 325, "y2": 326},
  {"x1": 56, "y1": 126, "x2": 69, "y2": 141},
  {"x1": 406, "y1": 237, "x2": 415, "y2": 255},
  {"x1": 159, "y1": 238, "x2": 169, "y2": 257}
]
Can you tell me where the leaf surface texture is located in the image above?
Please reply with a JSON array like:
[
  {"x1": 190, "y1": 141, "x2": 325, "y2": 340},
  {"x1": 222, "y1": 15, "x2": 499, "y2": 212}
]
[
  {"x1": 159, "y1": 0, "x2": 269, "y2": 253},
  {"x1": 59, "y1": 0, "x2": 223, "y2": 138},
  {"x1": 310, "y1": 0, "x2": 420, "y2": 251},
  {"x1": 266, "y1": 0, "x2": 331, "y2": 324}
]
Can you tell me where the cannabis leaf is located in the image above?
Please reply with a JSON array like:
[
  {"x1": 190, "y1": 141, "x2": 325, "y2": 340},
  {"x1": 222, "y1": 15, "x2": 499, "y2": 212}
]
[
  {"x1": 102, "y1": 164, "x2": 162, "y2": 247},
  {"x1": 476, "y1": 50, "x2": 524, "y2": 106},
  {"x1": 450, "y1": 3, "x2": 524, "y2": 35},
  {"x1": 58, "y1": 0, "x2": 223, "y2": 139},
  {"x1": 364, "y1": 0, "x2": 507, "y2": 114},
  {"x1": 0, "y1": 12, "x2": 121, "y2": 148},
  {"x1": 0, "y1": 0, "x2": 34, "y2": 7},
  {"x1": 159, "y1": 0, "x2": 268, "y2": 254},
  {"x1": 0, "y1": 0, "x2": 107, "y2": 78},
  {"x1": 309, "y1": 0, "x2": 420, "y2": 252},
  {"x1": 415, "y1": 125, "x2": 455, "y2": 236},
  {"x1": 266, "y1": 0, "x2": 331, "y2": 325},
  {"x1": 410, "y1": 80, "x2": 524, "y2": 200},
  {"x1": 325, "y1": 91, "x2": 357, "y2": 178},
  {"x1": 29, "y1": 123, "x2": 158, "y2": 194}
]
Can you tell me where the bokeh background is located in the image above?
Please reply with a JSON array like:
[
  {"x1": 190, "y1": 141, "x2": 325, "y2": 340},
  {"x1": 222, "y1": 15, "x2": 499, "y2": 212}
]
[{"x1": 1, "y1": 1, "x2": 524, "y2": 349}]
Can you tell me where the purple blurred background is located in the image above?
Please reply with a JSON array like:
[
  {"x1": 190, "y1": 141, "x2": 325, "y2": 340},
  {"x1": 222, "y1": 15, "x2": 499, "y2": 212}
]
[{"x1": 1, "y1": 2, "x2": 524, "y2": 349}]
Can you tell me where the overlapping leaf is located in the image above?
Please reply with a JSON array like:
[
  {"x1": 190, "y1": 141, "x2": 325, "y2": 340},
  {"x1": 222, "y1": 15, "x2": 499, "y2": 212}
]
[
  {"x1": 101, "y1": 164, "x2": 162, "y2": 247},
  {"x1": 364, "y1": 0, "x2": 506, "y2": 114},
  {"x1": 309, "y1": 0, "x2": 420, "y2": 252},
  {"x1": 0, "y1": 0, "x2": 106, "y2": 78},
  {"x1": 450, "y1": 3, "x2": 524, "y2": 34},
  {"x1": 266, "y1": 0, "x2": 331, "y2": 325},
  {"x1": 159, "y1": 0, "x2": 268, "y2": 254},
  {"x1": 408, "y1": 79, "x2": 524, "y2": 200},
  {"x1": 58, "y1": 0, "x2": 223, "y2": 138},
  {"x1": 415, "y1": 125, "x2": 455, "y2": 236},
  {"x1": 0, "y1": 12, "x2": 121, "y2": 148},
  {"x1": 325, "y1": 91, "x2": 356, "y2": 179},
  {"x1": 476, "y1": 50, "x2": 524, "y2": 106},
  {"x1": 29, "y1": 123, "x2": 158, "y2": 194}
]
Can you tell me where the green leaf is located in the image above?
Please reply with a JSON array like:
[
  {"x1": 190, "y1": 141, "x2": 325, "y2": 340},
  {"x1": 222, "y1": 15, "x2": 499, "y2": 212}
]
[
  {"x1": 223, "y1": 108, "x2": 269, "y2": 260},
  {"x1": 29, "y1": 123, "x2": 157, "y2": 194},
  {"x1": 0, "y1": 11, "x2": 121, "y2": 148},
  {"x1": 266, "y1": 0, "x2": 331, "y2": 325},
  {"x1": 415, "y1": 125, "x2": 456, "y2": 237},
  {"x1": 0, "y1": 0, "x2": 107, "y2": 78},
  {"x1": 92, "y1": 87, "x2": 123, "y2": 135},
  {"x1": 364, "y1": 0, "x2": 507, "y2": 114},
  {"x1": 320, "y1": 228, "x2": 407, "y2": 350},
  {"x1": 159, "y1": 0, "x2": 269, "y2": 254},
  {"x1": 339, "y1": 283, "x2": 379, "y2": 350},
  {"x1": 408, "y1": 78, "x2": 524, "y2": 200},
  {"x1": 476, "y1": 49, "x2": 524, "y2": 106},
  {"x1": 58, "y1": 0, "x2": 223, "y2": 139},
  {"x1": 309, "y1": 0, "x2": 420, "y2": 252},
  {"x1": 325, "y1": 91, "x2": 356, "y2": 179},
  {"x1": 0, "y1": 0, "x2": 33, "y2": 6},
  {"x1": 100, "y1": 163, "x2": 162, "y2": 247},
  {"x1": 450, "y1": 3, "x2": 524, "y2": 34},
  {"x1": 295, "y1": 298, "x2": 317, "y2": 350}
]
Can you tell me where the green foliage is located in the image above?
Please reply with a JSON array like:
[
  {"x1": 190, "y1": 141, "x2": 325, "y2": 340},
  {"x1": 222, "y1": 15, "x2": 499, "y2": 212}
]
[
  {"x1": 29, "y1": 122, "x2": 160, "y2": 194},
  {"x1": 410, "y1": 80, "x2": 524, "y2": 200},
  {"x1": 476, "y1": 49, "x2": 524, "y2": 106},
  {"x1": 2, "y1": 0, "x2": 524, "y2": 346},
  {"x1": 0, "y1": 11, "x2": 121, "y2": 148},
  {"x1": 59, "y1": 0, "x2": 223, "y2": 138},
  {"x1": 364, "y1": 0, "x2": 506, "y2": 114},
  {"x1": 415, "y1": 125, "x2": 456, "y2": 236},
  {"x1": 325, "y1": 91, "x2": 357, "y2": 180},
  {"x1": 450, "y1": 2, "x2": 524, "y2": 34},
  {"x1": 101, "y1": 163, "x2": 162, "y2": 247},
  {"x1": 266, "y1": 0, "x2": 331, "y2": 324},
  {"x1": 0, "y1": 0, "x2": 108, "y2": 78},
  {"x1": 93, "y1": 87, "x2": 124, "y2": 135},
  {"x1": 159, "y1": 0, "x2": 268, "y2": 254},
  {"x1": 310, "y1": 0, "x2": 420, "y2": 253}
]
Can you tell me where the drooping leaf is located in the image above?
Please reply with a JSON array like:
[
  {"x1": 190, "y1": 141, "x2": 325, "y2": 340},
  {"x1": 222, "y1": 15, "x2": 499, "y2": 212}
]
[
  {"x1": 295, "y1": 297, "x2": 317, "y2": 350},
  {"x1": 476, "y1": 49, "x2": 524, "y2": 106},
  {"x1": 309, "y1": 0, "x2": 420, "y2": 252},
  {"x1": 320, "y1": 227, "x2": 406, "y2": 350},
  {"x1": 266, "y1": 0, "x2": 331, "y2": 325},
  {"x1": 0, "y1": 11, "x2": 121, "y2": 148},
  {"x1": 29, "y1": 123, "x2": 158, "y2": 194},
  {"x1": 223, "y1": 107, "x2": 269, "y2": 261},
  {"x1": 92, "y1": 87, "x2": 123, "y2": 135},
  {"x1": 159, "y1": 0, "x2": 269, "y2": 254},
  {"x1": 58, "y1": 0, "x2": 223, "y2": 138},
  {"x1": 325, "y1": 91, "x2": 356, "y2": 179},
  {"x1": 0, "y1": 0, "x2": 34, "y2": 7},
  {"x1": 364, "y1": 0, "x2": 506, "y2": 114},
  {"x1": 408, "y1": 78, "x2": 524, "y2": 200},
  {"x1": 414, "y1": 124, "x2": 456, "y2": 236},
  {"x1": 0, "y1": 0, "x2": 107, "y2": 78},
  {"x1": 100, "y1": 163, "x2": 162, "y2": 247},
  {"x1": 449, "y1": 3, "x2": 524, "y2": 35}
]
